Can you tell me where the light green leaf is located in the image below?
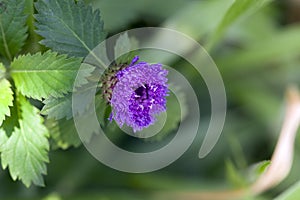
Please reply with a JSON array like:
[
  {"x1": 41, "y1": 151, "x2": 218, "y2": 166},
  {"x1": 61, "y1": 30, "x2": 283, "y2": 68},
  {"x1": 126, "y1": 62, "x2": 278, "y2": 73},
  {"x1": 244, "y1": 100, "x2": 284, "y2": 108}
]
[
  {"x1": 218, "y1": 26, "x2": 300, "y2": 73},
  {"x1": 206, "y1": 0, "x2": 273, "y2": 50},
  {"x1": 275, "y1": 180, "x2": 300, "y2": 200},
  {"x1": 46, "y1": 118, "x2": 81, "y2": 150},
  {"x1": 10, "y1": 51, "x2": 94, "y2": 100},
  {"x1": 246, "y1": 160, "x2": 271, "y2": 184},
  {"x1": 1, "y1": 95, "x2": 49, "y2": 187},
  {"x1": 35, "y1": 0, "x2": 106, "y2": 57},
  {"x1": 0, "y1": 67, "x2": 13, "y2": 126},
  {"x1": 0, "y1": 129, "x2": 8, "y2": 150},
  {"x1": 0, "y1": 0, "x2": 28, "y2": 60},
  {"x1": 114, "y1": 32, "x2": 139, "y2": 64},
  {"x1": 225, "y1": 160, "x2": 248, "y2": 188},
  {"x1": 225, "y1": 159, "x2": 270, "y2": 190}
]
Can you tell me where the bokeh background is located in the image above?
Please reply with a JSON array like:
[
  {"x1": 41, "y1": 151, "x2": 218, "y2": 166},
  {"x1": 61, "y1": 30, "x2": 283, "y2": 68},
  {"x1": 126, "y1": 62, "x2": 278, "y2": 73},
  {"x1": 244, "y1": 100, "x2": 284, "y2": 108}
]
[{"x1": 1, "y1": 0, "x2": 300, "y2": 199}]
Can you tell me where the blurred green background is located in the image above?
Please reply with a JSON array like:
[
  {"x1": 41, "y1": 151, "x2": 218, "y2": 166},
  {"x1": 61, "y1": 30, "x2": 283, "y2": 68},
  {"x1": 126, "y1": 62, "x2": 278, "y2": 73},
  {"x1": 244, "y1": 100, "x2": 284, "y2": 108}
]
[{"x1": 1, "y1": 0, "x2": 300, "y2": 199}]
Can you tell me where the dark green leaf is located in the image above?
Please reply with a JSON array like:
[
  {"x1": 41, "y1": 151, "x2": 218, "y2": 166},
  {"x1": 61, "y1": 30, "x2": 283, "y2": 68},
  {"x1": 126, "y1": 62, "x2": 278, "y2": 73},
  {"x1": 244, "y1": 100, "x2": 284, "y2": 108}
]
[
  {"x1": 0, "y1": 0, "x2": 28, "y2": 60},
  {"x1": 35, "y1": 0, "x2": 106, "y2": 57}
]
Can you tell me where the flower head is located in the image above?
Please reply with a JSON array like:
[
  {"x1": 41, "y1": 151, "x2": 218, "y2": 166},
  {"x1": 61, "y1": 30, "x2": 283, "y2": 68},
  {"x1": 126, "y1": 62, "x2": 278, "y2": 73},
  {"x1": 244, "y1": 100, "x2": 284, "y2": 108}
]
[{"x1": 110, "y1": 57, "x2": 168, "y2": 132}]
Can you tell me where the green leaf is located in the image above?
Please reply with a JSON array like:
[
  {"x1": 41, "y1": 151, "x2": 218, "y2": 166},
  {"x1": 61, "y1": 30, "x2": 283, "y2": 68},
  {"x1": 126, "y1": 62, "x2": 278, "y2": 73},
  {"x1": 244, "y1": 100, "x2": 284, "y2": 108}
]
[
  {"x1": 10, "y1": 51, "x2": 94, "y2": 100},
  {"x1": 0, "y1": 129, "x2": 8, "y2": 150},
  {"x1": 0, "y1": 78, "x2": 13, "y2": 126},
  {"x1": 206, "y1": 0, "x2": 273, "y2": 50},
  {"x1": 22, "y1": 0, "x2": 42, "y2": 53},
  {"x1": 114, "y1": 32, "x2": 139, "y2": 64},
  {"x1": 73, "y1": 95, "x2": 104, "y2": 143},
  {"x1": 0, "y1": 63, "x2": 13, "y2": 126},
  {"x1": 41, "y1": 94, "x2": 72, "y2": 120},
  {"x1": 0, "y1": 0, "x2": 28, "y2": 60},
  {"x1": 275, "y1": 180, "x2": 300, "y2": 200},
  {"x1": 0, "y1": 60, "x2": 5, "y2": 75},
  {"x1": 246, "y1": 160, "x2": 271, "y2": 184},
  {"x1": 164, "y1": 0, "x2": 234, "y2": 39},
  {"x1": 225, "y1": 159, "x2": 248, "y2": 188},
  {"x1": 218, "y1": 26, "x2": 300, "y2": 73},
  {"x1": 35, "y1": 0, "x2": 106, "y2": 57},
  {"x1": 41, "y1": 82, "x2": 98, "y2": 120},
  {"x1": 45, "y1": 94, "x2": 106, "y2": 149},
  {"x1": 46, "y1": 118, "x2": 81, "y2": 150},
  {"x1": 0, "y1": 95, "x2": 49, "y2": 187},
  {"x1": 1, "y1": 94, "x2": 21, "y2": 137},
  {"x1": 230, "y1": 82, "x2": 281, "y2": 126},
  {"x1": 147, "y1": 89, "x2": 187, "y2": 141}
]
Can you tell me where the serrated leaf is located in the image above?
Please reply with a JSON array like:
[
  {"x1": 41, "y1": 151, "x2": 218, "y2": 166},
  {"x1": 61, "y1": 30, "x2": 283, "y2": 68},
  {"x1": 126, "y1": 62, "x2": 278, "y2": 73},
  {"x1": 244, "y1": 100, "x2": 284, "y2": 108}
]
[
  {"x1": 35, "y1": 0, "x2": 106, "y2": 57},
  {"x1": 10, "y1": 51, "x2": 94, "y2": 100},
  {"x1": 46, "y1": 118, "x2": 81, "y2": 150},
  {"x1": 0, "y1": 0, "x2": 28, "y2": 60},
  {"x1": 41, "y1": 82, "x2": 98, "y2": 120},
  {"x1": 0, "y1": 77, "x2": 13, "y2": 126},
  {"x1": 45, "y1": 94, "x2": 106, "y2": 149},
  {"x1": 1, "y1": 94, "x2": 21, "y2": 137},
  {"x1": 41, "y1": 94, "x2": 72, "y2": 120},
  {"x1": 0, "y1": 95, "x2": 49, "y2": 187},
  {"x1": 206, "y1": 0, "x2": 273, "y2": 50},
  {"x1": 114, "y1": 32, "x2": 139, "y2": 64},
  {"x1": 0, "y1": 129, "x2": 8, "y2": 150}
]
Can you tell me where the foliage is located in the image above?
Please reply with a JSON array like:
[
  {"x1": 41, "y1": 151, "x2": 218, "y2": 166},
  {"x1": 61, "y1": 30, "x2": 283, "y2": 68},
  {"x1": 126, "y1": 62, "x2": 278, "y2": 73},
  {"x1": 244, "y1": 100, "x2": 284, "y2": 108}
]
[
  {"x1": 0, "y1": 0, "x2": 300, "y2": 200},
  {"x1": 35, "y1": 0, "x2": 106, "y2": 57},
  {"x1": 0, "y1": 64, "x2": 13, "y2": 126},
  {"x1": 10, "y1": 51, "x2": 91, "y2": 100},
  {"x1": 0, "y1": 95, "x2": 49, "y2": 187},
  {"x1": 0, "y1": 0, "x2": 105, "y2": 187},
  {"x1": 0, "y1": 0, "x2": 28, "y2": 60}
]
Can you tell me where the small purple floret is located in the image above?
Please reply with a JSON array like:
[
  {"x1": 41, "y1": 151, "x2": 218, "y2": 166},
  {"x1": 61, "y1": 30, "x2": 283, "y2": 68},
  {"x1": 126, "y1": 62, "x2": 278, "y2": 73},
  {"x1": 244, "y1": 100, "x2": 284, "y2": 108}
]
[
  {"x1": 110, "y1": 57, "x2": 168, "y2": 132},
  {"x1": 130, "y1": 55, "x2": 139, "y2": 66}
]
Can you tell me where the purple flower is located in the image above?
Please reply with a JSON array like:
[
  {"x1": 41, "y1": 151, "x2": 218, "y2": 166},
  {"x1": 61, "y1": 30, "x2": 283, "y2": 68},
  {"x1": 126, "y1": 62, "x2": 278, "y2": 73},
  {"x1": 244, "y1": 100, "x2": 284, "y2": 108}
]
[{"x1": 110, "y1": 57, "x2": 168, "y2": 132}]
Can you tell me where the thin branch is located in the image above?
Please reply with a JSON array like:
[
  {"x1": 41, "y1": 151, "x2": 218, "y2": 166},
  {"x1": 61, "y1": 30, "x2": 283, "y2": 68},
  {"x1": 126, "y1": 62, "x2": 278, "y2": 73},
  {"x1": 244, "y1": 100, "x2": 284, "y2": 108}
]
[
  {"x1": 154, "y1": 86, "x2": 300, "y2": 200},
  {"x1": 251, "y1": 86, "x2": 300, "y2": 194}
]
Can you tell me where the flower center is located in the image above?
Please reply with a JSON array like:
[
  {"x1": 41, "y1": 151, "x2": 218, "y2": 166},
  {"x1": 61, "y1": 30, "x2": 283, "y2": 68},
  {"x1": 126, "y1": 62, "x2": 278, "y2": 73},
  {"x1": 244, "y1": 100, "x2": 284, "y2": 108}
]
[
  {"x1": 129, "y1": 84, "x2": 151, "y2": 127},
  {"x1": 128, "y1": 83, "x2": 167, "y2": 127}
]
